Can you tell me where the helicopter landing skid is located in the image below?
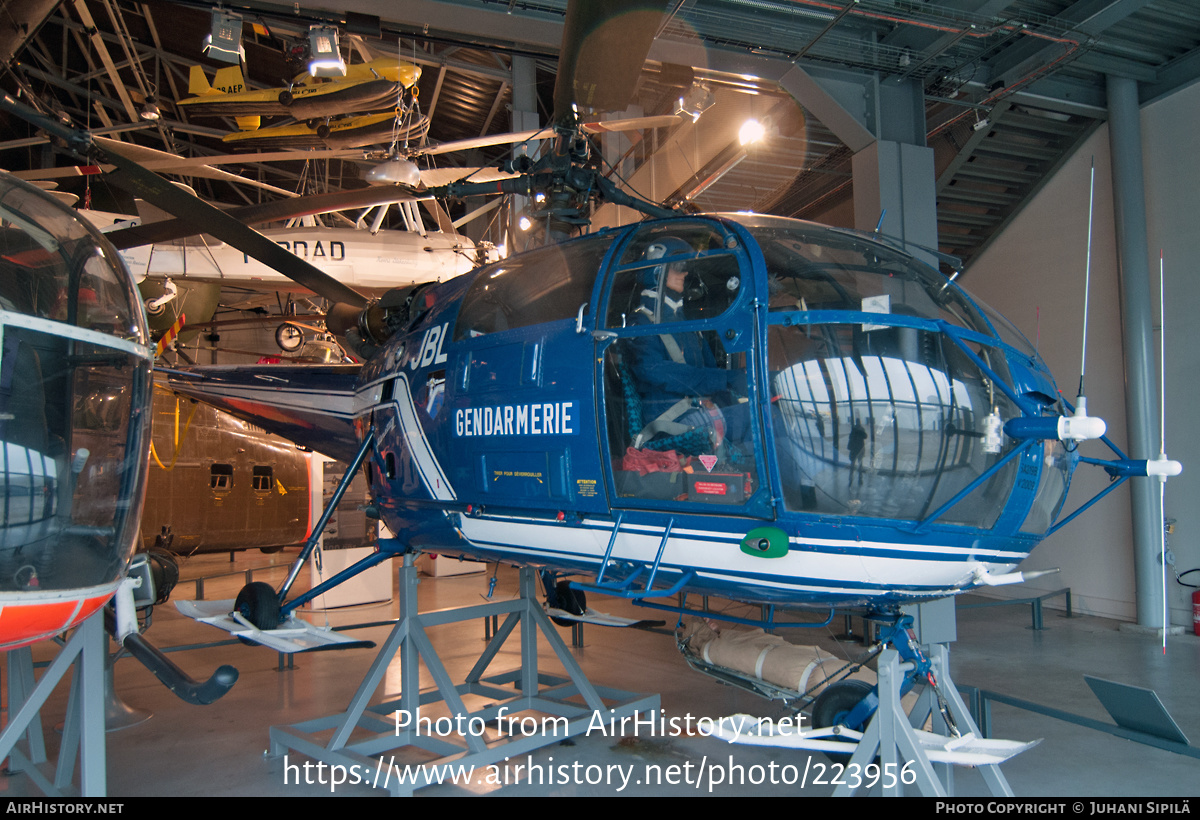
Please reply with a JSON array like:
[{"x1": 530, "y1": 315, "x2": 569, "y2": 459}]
[
  {"x1": 176, "y1": 599, "x2": 376, "y2": 652},
  {"x1": 542, "y1": 605, "x2": 665, "y2": 629},
  {"x1": 267, "y1": 554, "x2": 659, "y2": 796}
]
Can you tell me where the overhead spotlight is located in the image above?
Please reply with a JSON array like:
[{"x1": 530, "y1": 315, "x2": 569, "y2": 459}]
[
  {"x1": 518, "y1": 215, "x2": 533, "y2": 232},
  {"x1": 203, "y1": 9, "x2": 245, "y2": 65},
  {"x1": 738, "y1": 118, "x2": 765, "y2": 146},
  {"x1": 675, "y1": 84, "x2": 715, "y2": 123},
  {"x1": 307, "y1": 25, "x2": 346, "y2": 77},
  {"x1": 139, "y1": 97, "x2": 161, "y2": 121}
]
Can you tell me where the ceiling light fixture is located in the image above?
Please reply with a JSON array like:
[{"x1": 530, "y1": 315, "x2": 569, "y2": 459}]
[
  {"x1": 203, "y1": 9, "x2": 245, "y2": 64},
  {"x1": 307, "y1": 25, "x2": 346, "y2": 77},
  {"x1": 675, "y1": 84, "x2": 715, "y2": 123},
  {"x1": 139, "y1": 98, "x2": 160, "y2": 121},
  {"x1": 738, "y1": 118, "x2": 765, "y2": 146}
]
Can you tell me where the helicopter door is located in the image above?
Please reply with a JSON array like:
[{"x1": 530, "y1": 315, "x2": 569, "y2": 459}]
[
  {"x1": 448, "y1": 232, "x2": 617, "y2": 515},
  {"x1": 597, "y1": 222, "x2": 769, "y2": 516}
]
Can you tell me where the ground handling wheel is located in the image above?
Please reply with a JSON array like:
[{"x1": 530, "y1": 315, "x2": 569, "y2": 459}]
[
  {"x1": 235, "y1": 582, "x2": 281, "y2": 631},
  {"x1": 544, "y1": 577, "x2": 586, "y2": 627},
  {"x1": 811, "y1": 679, "x2": 875, "y2": 762}
]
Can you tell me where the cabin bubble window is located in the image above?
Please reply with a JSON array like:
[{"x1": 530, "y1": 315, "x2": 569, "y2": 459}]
[
  {"x1": 0, "y1": 175, "x2": 151, "y2": 595},
  {"x1": 1022, "y1": 439, "x2": 1071, "y2": 533},
  {"x1": 767, "y1": 321, "x2": 1019, "y2": 527},
  {"x1": 744, "y1": 221, "x2": 993, "y2": 338},
  {"x1": 454, "y1": 233, "x2": 614, "y2": 340},
  {"x1": 0, "y1": 181, "x2": 146, "y2": 344}
]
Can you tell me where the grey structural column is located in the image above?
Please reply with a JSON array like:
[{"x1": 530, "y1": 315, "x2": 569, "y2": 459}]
[
  {"x1": 509, "y1": 55, "x2": 538, "y2": 249},
  {"x1": 851, "y1": 78, "x2": 938, "y2": 260},
  {"x1": 1106, "y1": 74, "x2": 1165, "y2": 630}
]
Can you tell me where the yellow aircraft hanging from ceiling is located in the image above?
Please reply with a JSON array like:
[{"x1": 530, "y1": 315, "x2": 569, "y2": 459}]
[
  {"x1": 178, "y1": 58, "x2": 420, "y2": 122},
  {"x1": 219, "y1": 107, "x2": 428, "y2": 150}
]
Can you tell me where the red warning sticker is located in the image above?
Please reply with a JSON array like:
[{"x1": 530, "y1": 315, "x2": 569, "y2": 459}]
[{"x1": 693, "y1": 481, "x2": 728, "y2": 495}]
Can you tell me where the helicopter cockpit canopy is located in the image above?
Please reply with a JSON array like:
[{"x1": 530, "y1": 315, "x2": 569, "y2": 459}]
[
  {"x1": 591, "y1": 214, "x2": 1071, "y2": 538},
  {"x1": 0, "y1": 172, "x2": 151, "y2": 602}
]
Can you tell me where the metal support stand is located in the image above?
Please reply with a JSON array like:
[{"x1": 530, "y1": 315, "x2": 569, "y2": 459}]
[
  {"x1": 833, "y1": 643, "x2": 1014, "y2": 797},
  {"x1": 269, "y1": 554, "x2": 659, "y2": 796},
  {"x1": 103, "y1": 656, "x2": 151, "y2": 730},
  {"x1": 0, "y1": 609, "x2": 108, "y2": 796}
]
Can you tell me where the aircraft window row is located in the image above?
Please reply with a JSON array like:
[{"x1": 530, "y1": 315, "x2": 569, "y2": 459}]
[
  {"x1": 767, "y1": 321, "x2": 1021, "y2": 527},
  {"x1": 208, "y1": 463, "x2": 279, "y2": 493},
  {"x1": 252, "y1": 465, "x2": 273, "y2": 492},
  {"x1": 454, "y1": 234, "x2": 615, "y2": 340}
]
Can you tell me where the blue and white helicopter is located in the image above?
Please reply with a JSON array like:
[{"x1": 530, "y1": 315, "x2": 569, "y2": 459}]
[{"x1": 166, "y1": 206, "x2": 1168, "y2": 623}]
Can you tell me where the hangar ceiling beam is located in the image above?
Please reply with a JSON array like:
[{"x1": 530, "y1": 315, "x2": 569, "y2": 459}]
[
  {"x1": 1141, "y1": 46, "x2": 1200, "y2": 105},
  {"x1": 137, "y1": 4, "x2": 185, "y2": 114},
  {"x1": 69, "y1": 0, "x2": 139, "y2": 123},
  {"x1": 292, "y1": 0, "x2": 881, "y2": 152},
  {"x1": 312, "y1": 0, "x2": 562, "y2": 57},
  {"x1": 985, "y1": 0, "x2": 1157, "y2": 90},
  {"x1": 0, "y1": 0, "x2": 60, "y2": 65}
]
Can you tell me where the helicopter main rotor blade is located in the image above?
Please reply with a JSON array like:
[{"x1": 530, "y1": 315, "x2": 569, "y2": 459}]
[
  {"x1": 414, "y1": 128, "x2": 552, "y2": 157},
  {"x1": 581, "y1": 114, "x2": 682, "y2": 133},
  {"x1": 105, "y1": 184, "x2": 422, "y2": 250},
  {"x1": 552, "y1": 0, "x2": 670, "y2": 126},
  {"x1": 16, "y1": 147, "x2": 371, "y2": 180}
]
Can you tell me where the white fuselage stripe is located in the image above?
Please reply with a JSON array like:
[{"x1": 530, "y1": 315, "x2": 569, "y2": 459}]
[
  {"x1": 383, "y1": 374, "x2": 456, "y2": 501},
  {"x1": 453, "y1": 516, "x2": 1025, "y2": 596}
]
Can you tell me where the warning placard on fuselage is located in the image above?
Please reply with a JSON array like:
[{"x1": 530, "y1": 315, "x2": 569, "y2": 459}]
[{"x1": 475, "y1": 450, "x2": 570, "y2": 500}]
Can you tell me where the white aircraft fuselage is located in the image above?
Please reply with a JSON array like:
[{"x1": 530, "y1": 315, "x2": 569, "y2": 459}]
[{"x1": 119, "y1": 226, "x2": 488, "y2": 294}]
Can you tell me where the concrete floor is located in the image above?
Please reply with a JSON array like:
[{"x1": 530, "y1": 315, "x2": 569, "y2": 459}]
[{"x1": 3, "y1": 549, "x2": 1198, "y2": 797}]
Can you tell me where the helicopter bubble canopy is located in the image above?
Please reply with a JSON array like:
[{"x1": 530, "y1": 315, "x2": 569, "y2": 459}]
[
  {"x1": 0, "y1": 172, "x2": 151, "y2": 647},
  {"x1": 737, "y1": 216, "x2": 1071, "y2": 533},
  {"x1": 581, "y1": 215, "x2": 1073, "y2": 544}
]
